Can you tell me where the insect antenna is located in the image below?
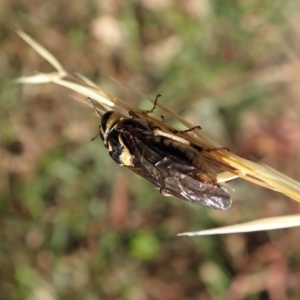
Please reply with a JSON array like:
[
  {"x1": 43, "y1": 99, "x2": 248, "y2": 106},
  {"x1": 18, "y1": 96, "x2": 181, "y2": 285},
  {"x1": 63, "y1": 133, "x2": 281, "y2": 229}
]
[
  {"x1": 87, "y1": 97, "x2": 102, "y2": 118},
  {"x1": 87, "y1": 97, "x2": 102, "y2": 141}
]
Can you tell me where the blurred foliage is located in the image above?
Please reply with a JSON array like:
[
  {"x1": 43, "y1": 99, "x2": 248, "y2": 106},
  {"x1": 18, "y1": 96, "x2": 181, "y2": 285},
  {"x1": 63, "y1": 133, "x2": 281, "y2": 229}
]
[{"x1": 1, "y1": 0, "x2": 300, "y2": 299}]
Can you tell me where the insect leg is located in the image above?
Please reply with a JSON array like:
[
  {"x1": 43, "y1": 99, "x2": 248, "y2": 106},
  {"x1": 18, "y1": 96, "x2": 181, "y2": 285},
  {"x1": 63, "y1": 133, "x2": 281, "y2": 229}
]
[
  {"x1": 160, "y1": 188, "x2": 172, "y2": 197},
  {"x1": 130, "y1": 94, "x2": 162, "y2": 115},
  {"x1": 129, "y1": 94, "x2": 165, "y2": 122},
  {"x1": 146, "y1": 94, "x2": 162, "y2": 114},
  {"x1": 152, "y1": 128, "x2": 191, "y2": 145}
]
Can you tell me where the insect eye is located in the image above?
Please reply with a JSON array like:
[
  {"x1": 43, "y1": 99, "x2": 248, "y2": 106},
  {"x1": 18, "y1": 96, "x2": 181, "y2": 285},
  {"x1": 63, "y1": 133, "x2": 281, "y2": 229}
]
[
  {"x1": 100, "y1": 111, "x2": 115, "y2": 133},
  {"x1": 100, "y1": 111, "x2": 124, "y2": 143}
]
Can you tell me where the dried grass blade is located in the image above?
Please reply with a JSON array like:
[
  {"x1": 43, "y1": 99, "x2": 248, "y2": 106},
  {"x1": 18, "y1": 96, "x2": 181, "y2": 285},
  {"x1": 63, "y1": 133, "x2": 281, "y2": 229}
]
[
  {"x1": 178, "y1": 214, "x2": 300, "y2": 236},
  {"x1": 15, "y1": 30, "x2": 66, "y2": 74}
]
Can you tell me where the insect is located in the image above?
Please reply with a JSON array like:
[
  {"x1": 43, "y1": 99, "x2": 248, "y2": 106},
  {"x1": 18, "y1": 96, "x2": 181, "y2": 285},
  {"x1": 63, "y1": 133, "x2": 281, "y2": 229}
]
[{"x1": 88, "y1": 96, "x2": 232, "y2": 210}]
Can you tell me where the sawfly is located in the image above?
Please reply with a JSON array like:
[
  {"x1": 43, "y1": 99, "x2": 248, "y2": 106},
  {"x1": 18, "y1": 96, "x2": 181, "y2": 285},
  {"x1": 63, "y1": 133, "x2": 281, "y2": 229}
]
[{"x1": 88, "y1": 96, "x2": 232, "y2": 210}]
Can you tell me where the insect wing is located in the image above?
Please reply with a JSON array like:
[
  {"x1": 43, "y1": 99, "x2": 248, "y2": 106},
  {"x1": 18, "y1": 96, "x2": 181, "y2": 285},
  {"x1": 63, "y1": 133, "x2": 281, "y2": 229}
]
[
  {"x1": 117, "y1": 122, "x2": 231, "y2": 210},
  {"x1": 160, "y1": 157, "x2": 231, "y2": 210}
]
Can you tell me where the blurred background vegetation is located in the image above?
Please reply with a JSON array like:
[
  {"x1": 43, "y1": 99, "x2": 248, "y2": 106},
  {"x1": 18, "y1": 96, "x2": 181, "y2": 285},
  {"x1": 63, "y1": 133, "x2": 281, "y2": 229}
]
[{"x1": 1, "y1": 0, "x2": 300, "y2": 299}]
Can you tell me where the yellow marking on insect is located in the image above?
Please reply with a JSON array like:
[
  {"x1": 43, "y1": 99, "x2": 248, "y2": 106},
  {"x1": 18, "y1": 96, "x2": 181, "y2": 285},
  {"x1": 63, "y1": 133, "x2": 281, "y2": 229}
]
[
  {"x1": 107, "y1": 143, "x2": 113, "y2": 152},
  {"x1": 118, "y1": 135, "x2": 134, "y2": 167},
  {"x1": 153, "y1": 128, "x2": 190, "y2": 145},
  {"x1": 102, "y1": 112, "x2": 125, "y2": 144}
]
